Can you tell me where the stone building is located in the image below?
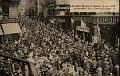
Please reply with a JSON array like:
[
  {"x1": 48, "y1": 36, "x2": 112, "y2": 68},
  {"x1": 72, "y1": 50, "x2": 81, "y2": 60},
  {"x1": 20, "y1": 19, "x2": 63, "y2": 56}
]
[
  {"x1": 0, "y1": 0, "x2": 22, "y2": 42},
  {"x1": 0, "y1": 0, "x2": 21, "y2": 23},
  {"x1": 45, "y1": 0, "x2": 119, "y2": 47}
]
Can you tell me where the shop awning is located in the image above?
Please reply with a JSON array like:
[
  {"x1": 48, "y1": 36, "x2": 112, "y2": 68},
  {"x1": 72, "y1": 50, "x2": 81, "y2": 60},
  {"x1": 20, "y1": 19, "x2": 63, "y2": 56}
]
[{"x1": 0, "y1": 23, "x2": 21, "y2": 35}]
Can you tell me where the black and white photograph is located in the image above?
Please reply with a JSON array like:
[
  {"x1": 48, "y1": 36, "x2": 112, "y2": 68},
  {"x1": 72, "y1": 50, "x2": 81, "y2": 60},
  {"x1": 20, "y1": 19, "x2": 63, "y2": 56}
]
[{"x1": 0, "y1": 0, "x2": 119, "y2": 76}]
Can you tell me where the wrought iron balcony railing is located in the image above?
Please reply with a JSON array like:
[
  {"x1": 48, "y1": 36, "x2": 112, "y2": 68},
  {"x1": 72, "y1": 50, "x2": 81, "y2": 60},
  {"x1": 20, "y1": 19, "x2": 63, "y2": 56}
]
[{"x1": 0, "y1": 54, "x2": 38, "y2": 76}]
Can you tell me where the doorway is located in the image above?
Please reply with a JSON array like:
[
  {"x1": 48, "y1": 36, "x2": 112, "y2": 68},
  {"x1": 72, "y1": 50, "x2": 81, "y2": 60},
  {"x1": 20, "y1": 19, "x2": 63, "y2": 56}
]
[
  {"x1": 1, "y1": 0, "x2": 9, "y2": 16},
  {"x1": 100, "y1": 25, "x2": 119, "y2": 47}
]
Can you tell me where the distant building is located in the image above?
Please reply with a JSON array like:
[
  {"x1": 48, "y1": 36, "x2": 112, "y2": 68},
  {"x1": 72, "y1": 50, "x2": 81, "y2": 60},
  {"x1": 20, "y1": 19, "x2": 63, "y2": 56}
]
[
  {"x1": 0, "y1": 0, "x2": 21, "y2": 23},
  {"x1": 46, "y1": 0, "x2": 70, "y2": 16},
  {"x1": 0, "y1": 0, "x2": 22, "y2": 42},
  {"x1": 18, "y1": 0, "x2": 29, "y2": 15},
  {"x1": 45, "y1": 0, "x2": 119, "y2": 47}
]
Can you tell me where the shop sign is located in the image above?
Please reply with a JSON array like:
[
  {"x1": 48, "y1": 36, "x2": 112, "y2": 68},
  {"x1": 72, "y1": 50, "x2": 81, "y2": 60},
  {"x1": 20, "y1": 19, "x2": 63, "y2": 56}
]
[
  {"x1": 70, "y1": 0, "x2": 119, "y2": 12},
  {"x1": 76, "y1": 26, "x2": 90, "y2": 32}
]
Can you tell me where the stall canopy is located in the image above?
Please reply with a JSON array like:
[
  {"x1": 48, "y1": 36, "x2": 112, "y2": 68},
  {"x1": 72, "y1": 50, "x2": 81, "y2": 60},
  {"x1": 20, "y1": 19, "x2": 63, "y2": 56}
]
[{"x1": 0, "y1": 23, "x2": 21, "y2": 35}]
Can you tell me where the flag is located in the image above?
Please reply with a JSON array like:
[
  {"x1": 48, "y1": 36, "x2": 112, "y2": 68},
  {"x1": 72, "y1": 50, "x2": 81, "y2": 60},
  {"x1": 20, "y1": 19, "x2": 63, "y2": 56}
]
[
  {"x1": 76, "y1": 19, "x2": 90, "y2": 32},
  {"x1": 71, "y1": 18, "x2": 74, "y2": 23},
  {"x1": 81, "y1": 19, "x2": 86, "y2": 27}
]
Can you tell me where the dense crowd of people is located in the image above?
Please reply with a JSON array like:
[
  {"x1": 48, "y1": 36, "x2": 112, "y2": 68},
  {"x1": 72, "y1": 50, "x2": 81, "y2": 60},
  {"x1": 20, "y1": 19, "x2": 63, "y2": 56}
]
[{"x1": 0, "y1": 16, "x2": 119, "y2": 76}]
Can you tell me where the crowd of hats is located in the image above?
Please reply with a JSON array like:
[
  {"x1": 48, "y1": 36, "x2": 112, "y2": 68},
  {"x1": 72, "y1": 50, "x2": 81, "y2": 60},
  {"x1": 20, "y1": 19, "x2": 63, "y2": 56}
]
[{"x1": 0, "y1": 16, "x2": 119, "y2": 76}]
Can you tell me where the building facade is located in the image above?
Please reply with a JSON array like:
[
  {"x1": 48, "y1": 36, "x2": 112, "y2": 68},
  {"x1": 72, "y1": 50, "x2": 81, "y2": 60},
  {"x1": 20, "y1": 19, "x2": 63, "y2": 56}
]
[
  {"x1": 45, "y1": 0, "x2": 119, "y2": 47},
  {"x1": 0, "y1": 0, "x2": 21, "y2": 23},
  {"x1": 46, "y1": 0, "x2": 70, "y2": 16}
]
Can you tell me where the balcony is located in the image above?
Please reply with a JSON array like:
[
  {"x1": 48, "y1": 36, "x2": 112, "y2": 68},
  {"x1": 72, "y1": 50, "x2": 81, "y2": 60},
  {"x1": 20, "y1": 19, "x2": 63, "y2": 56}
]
[
  {"x1": 0, "y1": 54, "x2": 38, "y2": 76},
  {"x1": 56, "y1": 0, "x2": 70, "y2": 5},
  {"x1": 9, "y1": 0, "x2": 21, "y2": 2}
]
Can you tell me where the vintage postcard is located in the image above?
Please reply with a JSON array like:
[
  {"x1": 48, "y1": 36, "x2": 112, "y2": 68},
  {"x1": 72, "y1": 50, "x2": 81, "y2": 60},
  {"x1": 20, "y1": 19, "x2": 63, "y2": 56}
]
[{"x1": 0, "y1": 0, "x2": 119, "y2": 76}]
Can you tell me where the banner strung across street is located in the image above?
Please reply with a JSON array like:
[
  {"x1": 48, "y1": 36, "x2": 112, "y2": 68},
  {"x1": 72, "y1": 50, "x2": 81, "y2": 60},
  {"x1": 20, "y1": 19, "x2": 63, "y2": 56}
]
[{"x1": 70, "y1": 0, "x2": 119, "y2": 12}]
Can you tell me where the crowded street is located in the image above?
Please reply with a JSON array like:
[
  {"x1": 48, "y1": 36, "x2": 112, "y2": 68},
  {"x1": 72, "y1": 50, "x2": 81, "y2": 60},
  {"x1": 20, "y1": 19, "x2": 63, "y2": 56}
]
[
  {"x1": 0, "y1": 0, "x2": 119, "y2": 76},
  {"x1": 0, "y1": 15, "x2": 119, "y2": 76}
]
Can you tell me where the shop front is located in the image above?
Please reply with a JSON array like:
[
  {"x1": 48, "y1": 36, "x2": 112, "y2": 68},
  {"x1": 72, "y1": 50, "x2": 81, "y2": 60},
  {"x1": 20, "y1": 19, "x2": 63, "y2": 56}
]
[
  {"x1": 76, "y1": 26, "x2": 90, "y2": 42},
  {"x1": 100, "y1": 24, "x2": 119, "y2": 48},
  {"x1": 75, "y1": 19, "x2": 90, "y2": 42}
]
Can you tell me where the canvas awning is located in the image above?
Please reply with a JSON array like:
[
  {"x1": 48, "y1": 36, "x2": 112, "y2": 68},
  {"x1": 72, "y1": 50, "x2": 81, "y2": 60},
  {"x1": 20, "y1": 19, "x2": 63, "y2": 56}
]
[{"x1": 0, "y1": 23, "x2": 21, "y2": 35}]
